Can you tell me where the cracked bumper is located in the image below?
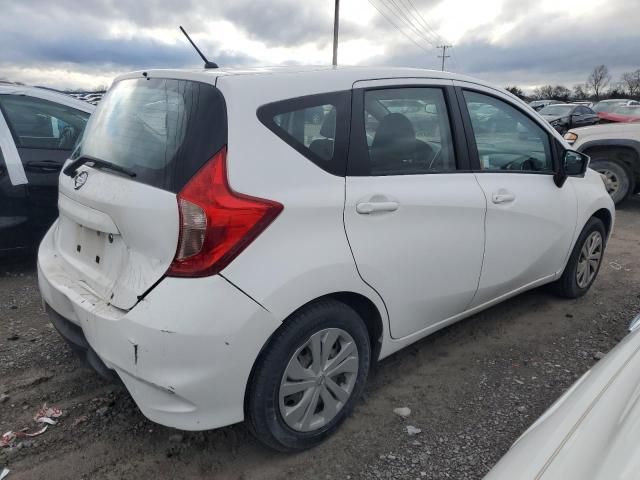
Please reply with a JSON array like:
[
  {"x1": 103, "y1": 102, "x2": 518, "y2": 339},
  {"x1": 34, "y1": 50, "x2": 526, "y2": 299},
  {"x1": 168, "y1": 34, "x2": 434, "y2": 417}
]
[{"x1": 38, "y1": 227, "x2": 281, "y2": 431}]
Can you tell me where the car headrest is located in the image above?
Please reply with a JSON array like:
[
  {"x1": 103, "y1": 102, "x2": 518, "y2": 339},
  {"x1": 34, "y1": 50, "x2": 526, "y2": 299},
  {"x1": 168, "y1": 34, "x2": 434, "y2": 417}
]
[
  {"x1": 320, "y1": 108, "x2": 336, "y2": 138},
  {"x1": 372, "y1": 113, "x2": 416, "y2": 149}
]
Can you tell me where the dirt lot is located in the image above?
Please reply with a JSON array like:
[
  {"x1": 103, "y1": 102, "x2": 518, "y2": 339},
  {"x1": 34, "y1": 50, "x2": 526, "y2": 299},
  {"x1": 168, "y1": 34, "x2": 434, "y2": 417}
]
[{"x1": 1, "y1": 197, "x2": 639, "y2": 480}]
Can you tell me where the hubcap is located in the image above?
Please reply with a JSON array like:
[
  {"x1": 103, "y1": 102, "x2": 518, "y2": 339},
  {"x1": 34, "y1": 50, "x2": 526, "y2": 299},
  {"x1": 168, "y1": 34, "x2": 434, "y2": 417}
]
[
  {"x1": 597, "y1": 169, "x2": 620, "y2": 196},
  {"x1": 279, "y1": 328, "x2": 359, "y2": 432},
  {"x1": 576, "y1": 231, "x2": 603, "y2": 288}
]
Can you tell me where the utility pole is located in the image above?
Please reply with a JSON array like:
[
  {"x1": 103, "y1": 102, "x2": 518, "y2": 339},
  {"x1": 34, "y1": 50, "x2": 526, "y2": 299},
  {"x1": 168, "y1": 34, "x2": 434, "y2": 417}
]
[
  {"x1": 437, "y1": 45, "x2": 452, "y2": 71},
  {"x1": 332, "y1": 0, "x2": 340, "y2": 66}
]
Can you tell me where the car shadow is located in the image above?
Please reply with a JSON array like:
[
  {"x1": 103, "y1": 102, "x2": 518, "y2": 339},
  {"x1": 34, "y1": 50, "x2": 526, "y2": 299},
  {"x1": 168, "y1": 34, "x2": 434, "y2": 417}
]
[{"x1": 0, "y1": 252, "x2": 37, "y2": 277}]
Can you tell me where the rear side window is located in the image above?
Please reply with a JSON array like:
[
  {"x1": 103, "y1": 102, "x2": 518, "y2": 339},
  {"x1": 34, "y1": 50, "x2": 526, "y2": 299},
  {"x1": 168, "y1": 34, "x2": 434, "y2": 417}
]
[
  {"x1": 77, "y1": 78, "x2": 227, "y2": 192},
  {"x1": 0, "y1": 95, "x2": 90, "y2": 151},
  {"x1": 257, "y1": 91, "x2": 351, "y2": 176}
]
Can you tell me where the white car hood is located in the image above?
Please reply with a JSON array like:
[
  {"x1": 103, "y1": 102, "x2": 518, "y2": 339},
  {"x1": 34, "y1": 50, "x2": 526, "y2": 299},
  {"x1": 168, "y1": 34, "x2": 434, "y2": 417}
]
[
  {"x1": 572, "y1": 122, "x2": 640, "y2": 138},
  {"x1": 485, "y1": 325, "x2": 640, "y2": 480}
]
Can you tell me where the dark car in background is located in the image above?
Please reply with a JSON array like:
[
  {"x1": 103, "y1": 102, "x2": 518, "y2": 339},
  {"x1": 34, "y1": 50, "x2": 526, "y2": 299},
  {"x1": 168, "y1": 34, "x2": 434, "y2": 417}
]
[
  {"x1": 538, "y1": 103, "x2": 600, "y2": 134},
  {"x1": 0, "y1": 83, "x2": 94, "y2": 255},
  {"x1": 529, "y1": 99, "x2": 565, "y2": 111}
]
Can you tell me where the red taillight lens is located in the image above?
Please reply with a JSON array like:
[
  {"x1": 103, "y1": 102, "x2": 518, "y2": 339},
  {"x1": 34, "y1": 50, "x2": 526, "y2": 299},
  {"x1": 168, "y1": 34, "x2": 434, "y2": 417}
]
[{"x1": 168, "y1": 147, "x2": 283, "y2": 277}]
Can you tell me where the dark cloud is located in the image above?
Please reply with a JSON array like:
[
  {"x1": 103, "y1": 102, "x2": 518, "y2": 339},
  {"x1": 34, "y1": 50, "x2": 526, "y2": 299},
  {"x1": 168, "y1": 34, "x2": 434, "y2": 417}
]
[
  {"x1": 0, "y1": 0, "x2": 638, "y2": 90},
  {"x1": 371, "y1": 0, "x2": 639, "y2": 89}
]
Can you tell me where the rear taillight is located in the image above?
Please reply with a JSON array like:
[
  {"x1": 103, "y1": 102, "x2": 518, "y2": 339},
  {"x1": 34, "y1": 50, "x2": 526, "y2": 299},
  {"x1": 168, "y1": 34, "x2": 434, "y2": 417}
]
[{"x1": 167, "y1": 147, "x2": 283, "y2": 277}]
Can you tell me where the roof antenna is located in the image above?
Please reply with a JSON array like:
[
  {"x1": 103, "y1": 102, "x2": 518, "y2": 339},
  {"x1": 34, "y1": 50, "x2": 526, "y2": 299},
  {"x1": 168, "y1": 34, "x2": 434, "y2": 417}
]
[{"x1": 179, "y1": 26, "x2": 218, "y2": 69}]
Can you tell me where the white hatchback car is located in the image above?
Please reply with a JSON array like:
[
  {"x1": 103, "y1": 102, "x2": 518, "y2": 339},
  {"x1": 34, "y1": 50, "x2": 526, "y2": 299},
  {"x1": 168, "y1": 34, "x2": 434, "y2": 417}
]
[{"x1": 38, "y1": 66, "x2": 614, "y2": 451}]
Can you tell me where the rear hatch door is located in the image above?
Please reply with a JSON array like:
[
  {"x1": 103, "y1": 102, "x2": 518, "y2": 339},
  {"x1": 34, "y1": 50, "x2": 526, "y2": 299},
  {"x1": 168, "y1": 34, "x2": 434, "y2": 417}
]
[{"x1": 55, "y1": 76, "x2": 227, "y2": 310}]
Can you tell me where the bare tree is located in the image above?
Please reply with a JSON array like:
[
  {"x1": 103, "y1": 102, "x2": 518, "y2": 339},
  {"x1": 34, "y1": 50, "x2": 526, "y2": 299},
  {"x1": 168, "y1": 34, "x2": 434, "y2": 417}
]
[
  {"x1": 621, "y1": 70, "x2": 640, "y2": 97},
  {"x1": 505, "y1": 86, "x2": 525, "y2": 99},
  {"x1": 533, "y1": 84, "x2": 555, "y2": 99},
  {"x1": 551, "y1": 85, "x2": 571, "y2": 102},
  {"x1": 572, "y1": 84, "x2": 588, "y2": 100},
  {"x1": 90, "y1": 83, "x2": 109, "y2": 93},
  {"x1": 586, "y1": 65, "x2": 611, "y2": 100}
]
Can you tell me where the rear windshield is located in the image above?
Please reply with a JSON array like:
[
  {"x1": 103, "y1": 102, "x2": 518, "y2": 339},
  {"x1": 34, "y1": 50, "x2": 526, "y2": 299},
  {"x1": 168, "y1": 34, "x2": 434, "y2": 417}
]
[{"x1": 76, "y1": 77, "x2": 227, "y2": 192}]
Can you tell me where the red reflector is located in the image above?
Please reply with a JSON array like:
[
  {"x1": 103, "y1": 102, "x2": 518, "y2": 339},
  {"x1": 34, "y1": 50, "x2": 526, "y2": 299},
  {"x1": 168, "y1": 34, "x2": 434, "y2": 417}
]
[{"x1": 168, "y1": 147, "x2": 283, "y2": 277}]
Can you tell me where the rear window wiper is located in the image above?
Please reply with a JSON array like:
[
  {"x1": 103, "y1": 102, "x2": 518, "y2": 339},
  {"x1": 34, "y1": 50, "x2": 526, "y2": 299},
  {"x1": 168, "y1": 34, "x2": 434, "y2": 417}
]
[{"x1": 63, "y1": 156, "x2": 136, "y2": 178}]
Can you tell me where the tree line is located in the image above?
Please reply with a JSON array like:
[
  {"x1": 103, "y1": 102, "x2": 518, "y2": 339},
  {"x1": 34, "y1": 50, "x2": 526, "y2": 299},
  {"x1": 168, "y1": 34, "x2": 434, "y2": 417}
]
[{"x1": 506, "y1": 65, "x2": 640, "y2": 102}]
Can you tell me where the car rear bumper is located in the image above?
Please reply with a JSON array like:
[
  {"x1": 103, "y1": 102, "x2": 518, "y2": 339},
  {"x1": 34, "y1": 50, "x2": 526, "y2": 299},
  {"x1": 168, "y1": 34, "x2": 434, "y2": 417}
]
[{"x1": 37, "y1": 223, "x2": 281, "y2": 431}]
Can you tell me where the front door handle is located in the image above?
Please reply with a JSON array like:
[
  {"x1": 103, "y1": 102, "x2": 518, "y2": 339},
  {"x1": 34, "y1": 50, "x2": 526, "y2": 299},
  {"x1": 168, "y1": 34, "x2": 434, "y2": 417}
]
[
  {"x1": 492, "y1": 192, "x2": 515, "y2": 204},
  {"x1": 356, "y1": 201, "x2": 399, "y2": 214},
  {"x1": 25, "y1": 160, "x2": 62, "y2": 173}
]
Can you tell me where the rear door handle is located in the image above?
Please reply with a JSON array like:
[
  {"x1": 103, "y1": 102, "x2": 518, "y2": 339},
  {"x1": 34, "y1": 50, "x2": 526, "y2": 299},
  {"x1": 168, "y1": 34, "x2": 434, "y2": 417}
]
[
  {"x1": 356, "y1": 201, "x2": 399, "y2": 214},
  {"x1": 492, "y1": 192, "x2": 515, "y2": 204}
]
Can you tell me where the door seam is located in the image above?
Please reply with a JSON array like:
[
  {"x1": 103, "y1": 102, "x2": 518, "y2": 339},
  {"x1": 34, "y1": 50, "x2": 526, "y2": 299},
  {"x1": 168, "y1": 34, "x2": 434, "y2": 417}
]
[
  {"x1": 341, "y1": 176, "x2": 393, "y2": 338},
  {"x1": 465, "y1": 173, "x2": 488, "y2": 310}
]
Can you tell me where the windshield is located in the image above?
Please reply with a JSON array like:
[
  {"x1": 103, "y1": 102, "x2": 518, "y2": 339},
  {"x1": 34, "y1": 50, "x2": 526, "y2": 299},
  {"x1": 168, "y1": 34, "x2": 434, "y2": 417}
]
[
  {"x1": 612, "y1": 105, "x2": 640, "y2": 116},
  {"x1": 539, "y1": 105, "x2": 574, "y2": 116},
  {"x1": 77, "y1": 77, "x2": 227, "y2": 192},
  {"x1": 592, "y1": 101, "x2": 627, "y2": 113}
]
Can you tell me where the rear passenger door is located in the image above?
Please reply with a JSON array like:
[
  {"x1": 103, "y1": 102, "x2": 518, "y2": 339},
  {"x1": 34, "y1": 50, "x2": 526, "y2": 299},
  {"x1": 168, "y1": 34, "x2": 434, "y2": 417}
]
[{"x1": 344, "y1": 79, "x2": 487, "y2": 339}]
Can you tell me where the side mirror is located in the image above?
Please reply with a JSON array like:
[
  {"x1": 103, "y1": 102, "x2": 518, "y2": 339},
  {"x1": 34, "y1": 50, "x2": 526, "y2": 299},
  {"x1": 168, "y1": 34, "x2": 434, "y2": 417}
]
[
  {"x1": 564, "y1": 150, "x2": 589, "y2": 175},
  {"x1": 555, "y1": 150, "x2": 589, "y2": 187}
]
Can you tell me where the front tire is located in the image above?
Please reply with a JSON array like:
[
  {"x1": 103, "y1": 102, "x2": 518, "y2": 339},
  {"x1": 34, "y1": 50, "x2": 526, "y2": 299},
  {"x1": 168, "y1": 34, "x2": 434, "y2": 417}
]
[
  {"x1": 553, "y1": 217, "x2": 606, "y2": 298},
  {"x1": 245, "y1": 299, "x2": 371, "y2": 451},
  {"x1": 590, "y1": 157, "x2": 634, "y2": 205}
]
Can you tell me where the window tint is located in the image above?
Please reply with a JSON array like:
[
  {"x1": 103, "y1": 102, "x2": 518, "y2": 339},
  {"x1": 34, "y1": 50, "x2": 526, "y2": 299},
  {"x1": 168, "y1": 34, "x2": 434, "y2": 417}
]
[
  {"x1": 0, "y1": 95, "x2": 90, "y2": 151},
  {"x1": 363, "y1": 88, "x2": 455, "y2": 175},
  {"x1": 257, "y1": 91, "x2": 350, "y2": 176},
  {"x1": 78, "y1": 78, "x2": 227, "y2": 193},
  {"x1": 464, "y1": 91, "x2": 552, "y2": 173},
  {"x1": 273, "y1": 104, "x2": 336, "y2": 160}
]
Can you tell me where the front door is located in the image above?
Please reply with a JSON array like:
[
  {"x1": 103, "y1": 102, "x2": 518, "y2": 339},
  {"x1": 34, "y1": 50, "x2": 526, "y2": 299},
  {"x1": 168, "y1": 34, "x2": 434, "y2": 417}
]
[
  {"x1": 344, "y1": 80, "x2": 487, "y2": 339},
  {"x1": 457, "y1": 84, "x2": 577, "y2": 307}
]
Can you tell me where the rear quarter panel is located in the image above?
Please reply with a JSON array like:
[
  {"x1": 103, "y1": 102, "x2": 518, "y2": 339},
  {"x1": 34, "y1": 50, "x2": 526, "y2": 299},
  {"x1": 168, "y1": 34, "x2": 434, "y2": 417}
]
[{"x1": 215, "y1": 75, "x2": 389, "y2": 340}]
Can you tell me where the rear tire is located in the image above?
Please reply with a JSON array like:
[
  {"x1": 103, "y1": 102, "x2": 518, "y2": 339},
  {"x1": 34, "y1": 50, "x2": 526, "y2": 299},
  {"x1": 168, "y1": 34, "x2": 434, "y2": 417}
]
[
  {"x1": 245, "y1": 299, "x2": 371, "y2": 452},
  {"x1": 552, "y1": 217, "x2": 606, "y2": 298},
  {"x1": 590, "y1": 157, "x2": 634, "y2": 205}
]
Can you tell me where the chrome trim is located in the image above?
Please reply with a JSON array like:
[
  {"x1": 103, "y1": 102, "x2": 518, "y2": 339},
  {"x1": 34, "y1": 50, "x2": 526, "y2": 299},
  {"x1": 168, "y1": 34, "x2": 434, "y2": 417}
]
[{"x1": 629, "y1": 314, "x2": 640, "y2": 332}]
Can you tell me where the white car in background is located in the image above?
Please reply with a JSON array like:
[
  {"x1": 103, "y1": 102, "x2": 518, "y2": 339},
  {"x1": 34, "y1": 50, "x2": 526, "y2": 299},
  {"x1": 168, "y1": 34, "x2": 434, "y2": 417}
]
[
  {"x1": 38, "y1": 66, "x2": 614, "y2": 451},
  {"x1": 485, "y1": 314, "x2": 640, "y2": 480}
]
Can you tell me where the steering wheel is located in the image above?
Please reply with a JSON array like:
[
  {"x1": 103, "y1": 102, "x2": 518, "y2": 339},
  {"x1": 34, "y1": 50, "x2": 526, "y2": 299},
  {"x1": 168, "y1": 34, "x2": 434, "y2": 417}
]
[
  {"x1": 501, "y1": 155, "x2": 541, "y2": 171},
  {"x1": 57, "y1": 126, "x2": 76, "y2": 149}
]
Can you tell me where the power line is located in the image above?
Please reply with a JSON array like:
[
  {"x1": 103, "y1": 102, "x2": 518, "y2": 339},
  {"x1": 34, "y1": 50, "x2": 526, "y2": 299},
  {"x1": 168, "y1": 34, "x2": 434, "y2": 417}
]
[
  {"x1": 382, "y1": 0, "x2": 438, "y2": 48},
  {"x1": 400, "y1": 0, "x2": 462, "y2": 71},
  {"x1": 402, "y1": 0, "x2": 446, "y2": 45},
  {"x1": 397, "y1": 0, "x2": 442, "y2": 46},
  {"x1": 367, "y1": 0, "x2": 432, "y2": 53}
]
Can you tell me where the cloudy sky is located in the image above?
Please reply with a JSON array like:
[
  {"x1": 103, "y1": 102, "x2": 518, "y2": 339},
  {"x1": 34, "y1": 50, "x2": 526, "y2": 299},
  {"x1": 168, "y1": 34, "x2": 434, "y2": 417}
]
[{"x1": 0, "y1": 0, "x2": 637, "y2": 92}]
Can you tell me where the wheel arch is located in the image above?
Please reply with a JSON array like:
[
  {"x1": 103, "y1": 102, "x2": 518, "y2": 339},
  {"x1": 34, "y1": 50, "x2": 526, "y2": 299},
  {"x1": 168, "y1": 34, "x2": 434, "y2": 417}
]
[
  {"x1": 581, "y1": 141, "x2": 640, "y2": 183},
  {"x1": 243, "y1": 291, "x2": 385, "y2": 414},
  {"x1": 591, "y1": 207, "x2": 613, "y2": 239}
]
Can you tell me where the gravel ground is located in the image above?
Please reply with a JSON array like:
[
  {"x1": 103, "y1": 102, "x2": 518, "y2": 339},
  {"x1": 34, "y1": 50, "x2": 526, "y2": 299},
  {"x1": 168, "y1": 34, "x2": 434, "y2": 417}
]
[{"x1": 1, "y1": 197, "x2": 639, "y2": 480}]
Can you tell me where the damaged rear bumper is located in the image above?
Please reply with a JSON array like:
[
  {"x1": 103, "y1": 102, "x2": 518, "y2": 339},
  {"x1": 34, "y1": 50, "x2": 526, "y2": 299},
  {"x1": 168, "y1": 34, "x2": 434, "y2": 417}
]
[
  {"x1": 46, "y1": 305, "x2": 119, "y2": 382},
  {"x1": 37, "y1": 226, "x2": 281, "y2": 431}
]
